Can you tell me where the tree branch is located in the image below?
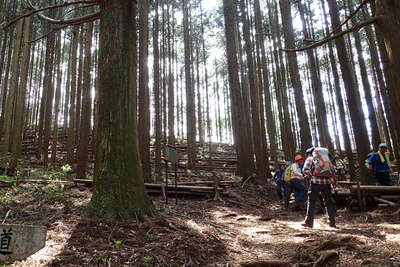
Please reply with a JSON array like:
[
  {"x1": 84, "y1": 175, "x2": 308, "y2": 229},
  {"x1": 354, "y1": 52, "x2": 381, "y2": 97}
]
[
  {"x1": 25, "y1": 0, "x2": 100, "y2": 26},
  {"x1": 30, "y1": 16, "x2": 97, "y2": 43},
  {"x1": 36, "y1": 10, "x2": 100, "y2": 25},
  {"x1": 326, "y1": 0, "x2": 372, "y2": 38},
  {"x1": 64, "y1": 3, "x2": 98, "y2": 16},
  {"x1": 282, "y1": 17, "x2": 380, "y2": 52},
  {"x1": 2, "y1": 0, "x2": 96, "y2": 30}
]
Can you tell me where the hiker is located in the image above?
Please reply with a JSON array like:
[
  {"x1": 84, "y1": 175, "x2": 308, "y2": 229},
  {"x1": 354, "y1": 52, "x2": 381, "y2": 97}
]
[
  {"x1": 365, "y1": 143, "x2": 392, "y2": 186},
  {"x1": 283, "y1": 155, "x2": 307, "y2": 211},
  {"x1": 272, "y1": 162, "x2": 286, "y2": 199},
  {"x1": 302, "y1": 147, "x2": 337, "y2": 228},
  {"x1": 334, "y1": 154, "x2": 346, "y2": 180}
]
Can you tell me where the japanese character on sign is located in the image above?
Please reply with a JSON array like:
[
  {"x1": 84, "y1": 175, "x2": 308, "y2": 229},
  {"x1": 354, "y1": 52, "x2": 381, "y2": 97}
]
[{"x1": 0, "y1": 228, "x2": 13, "y2": 255}]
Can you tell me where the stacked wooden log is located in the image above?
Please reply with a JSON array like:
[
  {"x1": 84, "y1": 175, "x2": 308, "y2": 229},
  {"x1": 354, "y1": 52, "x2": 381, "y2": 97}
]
[
  {"x1": 73, "y1": 179, "x2": 229, "y2": 197},
  {"x1": 335, "y1": 181, "x2": 400, "y2": 210},
  {"x1": 350, "y1": 185, "x2": 400, "y2": 209}
]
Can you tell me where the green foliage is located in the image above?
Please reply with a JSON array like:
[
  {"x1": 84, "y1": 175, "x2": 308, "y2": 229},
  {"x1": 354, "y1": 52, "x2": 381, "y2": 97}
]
[
  {"x1": 0, "y1": 175, "x2": 16, "y2": 183},
  {"x1": 143, "y1": 256, "x2": 154, "y2": 264},
  {"x1": 100, "y1": 257, "x2": 109, "y2": 264},
  {"x1": 46, "y1": 164, "x2": 74, "y2": 181},
  {"x1": 61, "y1": 164, "x2": 73, "y2": 174},
  {"x1": 109, "y1": 240, "x2": 122, "y2": 249},
  {"x1": 160, "y1": 206, "x2": 172, "y2": 215},
  {"x1": 0, "y1": 185, "x2": 21, "y2": 205},
  {"x1": 140, "y1": 231, "x2": 153, "y2": 240}
]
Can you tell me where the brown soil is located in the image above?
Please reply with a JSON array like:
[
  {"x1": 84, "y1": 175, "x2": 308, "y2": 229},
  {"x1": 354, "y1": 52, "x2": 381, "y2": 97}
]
[{"x1": 1, "y1": 175, "x2": 399, "y2": 267}]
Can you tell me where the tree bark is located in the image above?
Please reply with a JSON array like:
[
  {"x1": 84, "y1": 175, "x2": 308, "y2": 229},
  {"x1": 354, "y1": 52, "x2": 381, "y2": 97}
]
[
  {"x1": 8, "y1": 17, "x2": 33, "y2": 174},
  {"x1": 297, "y1": 1, "x2": 334, "y2": 151},
  {"x1": 76, "y1": 21, "x2": 94, "y2": 179},
  {"x1": 222, "y1": 0, "x2": 254, "y2": 178},
  {"x1": 138, "y1": 0, "x2": 151, "y2": 181},
  {"x1": 91, "y1": 0, "x2": 155, "y2": 219},
  {"x1": 279, "y1": 0, "x2": 313, "y2": 152},
  {"x1": 0, "y1": 19, "x2": 24, "y2": 168},
  {"x1": 153, "y1": 0, "x2": 162, "y2": 181},
  {"x1": 375, "y1": 0, "x2": 400, "y2": 147},
  {"x1": 239, "y1": 0, "x2": 267, "y2": 179},
  {"x1": 50, "y1": 32, "x2": 63, "y2": 162},
  {"x1": 66, "y1": 26, "x2": 79, "y2": 163},
  {"x1": 183, "y1": 0, "x2": 197, "y2": 169},
  {"x1": 347, "y1": 0, "x2": 381, "y2": 150},
  {"x1": 327, "y1": 0, "x2": 370, "y2": 183}
]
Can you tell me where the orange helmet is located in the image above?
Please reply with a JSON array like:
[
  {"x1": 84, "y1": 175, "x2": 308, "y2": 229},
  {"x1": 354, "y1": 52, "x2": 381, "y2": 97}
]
[{"x1": 294, "y1": 155, "x2": 304, "y2": 162}]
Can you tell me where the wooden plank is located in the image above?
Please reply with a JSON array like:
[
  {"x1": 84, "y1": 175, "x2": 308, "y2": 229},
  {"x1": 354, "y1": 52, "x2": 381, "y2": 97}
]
[
  {"x1": 73, "y1": 179, "x2": 223, "y2": 192},
  {"x1": 177, "y1": 181, "x2": 236, "y2": 186},
  {"x1": 336, "y1": 181, "x2": 358, "y2": 186},
  {"x1": 373, "y1": 197, "x2": 398, "y2": 206},
  {"x1": 380, "y1": 195, "x2": 400, "y2": 201},
  {"x1": 351, "y1": 185, "x2": 400, "y2": 195}
]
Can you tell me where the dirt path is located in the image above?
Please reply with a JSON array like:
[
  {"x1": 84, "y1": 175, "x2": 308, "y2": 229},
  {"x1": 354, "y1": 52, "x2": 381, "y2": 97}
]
[{"x1": 1, "y1": 182, "x2": 399, "y2": 266}]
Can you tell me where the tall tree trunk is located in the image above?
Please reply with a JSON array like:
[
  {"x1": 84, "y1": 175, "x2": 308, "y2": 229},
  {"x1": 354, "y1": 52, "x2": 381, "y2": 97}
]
[
  {"x1": 75, "y1": 28, "x2": 84, "y2": 145},
  {"x1": 66, "y1": 26, "x2": 79, "y2": 163},
  {"x1": 167, "y1": 3, "x2": 175, "y2": 146},
  {"x1": 195, "y1": 42, "x2": 204, "y2": 146},
  {"x1": 183, "y1": 0, "x2": 197, "y2": 169},
  {"x1": 270, "y1": 0, "x2": 296, "y2": 160},
  {"x1": 153, "y1": 0, "x2": 162, "y2": 181},
  {"x1": 375, "y1": 0, "x2": 400, "y2": 153},
  {"x1": 91, "y1": 0, "x2": 155, "y2": 219},
  {"x1": 9, "y1": 17, "x2": 33, "y2": 174},
  {"x1": 63, "y1": 42, "x2": 71, "y2": 134},
  {"x1": 297, "y1": 1, "x2": 333, "y2": 151},
  {"x1": 76, "y1": 21, "x2": 94, "y2": 179},
  {"x1": 199, "y1": 1, "x2": 211, "y2": 146},
  {"x1": 51, "y1": 33, "x2": 63, "y2": 163},
  {"x1": 254, "y1": 0, "x2": 277, "y2": 163},
  {"x1": 42, "y1": 17, "x2": 57, "y2": 166},
  {"x1": 222, "y1": 0, "x2": 254, "y2": 178},
  {"x1": 0, "y1": 32, "x2": 13, "y2": 133},
  {"x1": 320, "y1": 0, "x2": 356, "y2": 180},
  {"x1": 279, "y1": 0, "x2": 312, "y2": 152},
  {"x1": 347, "y1": 0, "x2": 381, "y2": 150},
  {"x1": 138, "y1": 0, "x2": 151, "y2": 181},
  {"x1": 239, "y1": 0, "x2": 267, "y2": 179},
  {"x1": 327, "y1": 0, "x2": 370, "y2": 183},
  {"x1": 0, "y1": 19, "x2": 24, "y2": 168},
  {"x1": 363, "y1": 9, "x2": 395, "y2": 155},
  {"x1": 0, "y1": 31, "x2": 8, "y2": 99}
]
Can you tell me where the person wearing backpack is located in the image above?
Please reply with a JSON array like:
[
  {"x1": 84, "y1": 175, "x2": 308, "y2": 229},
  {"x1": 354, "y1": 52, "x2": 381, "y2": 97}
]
[
  {"x1": 291, "y1": 155, "x2": 307, "y2": 210},
  {"x1": 302, "y1": 147, "x2": 337, "y2": 228},
  {"x1": 283, "y1": 156, "x2": 307, "y2": 211},
  {"x1": 283, "y1": 163, "x2": 293, "y2": 210},
  {"x1": 334, "y1": 154, "x2": 346, "y2": 181},
  {"x1": 365, "y1": 143, "x2": 392, "y2": 186},
  {"x1": 272, "y1": 162, "x2": 287, "y2": 199}
]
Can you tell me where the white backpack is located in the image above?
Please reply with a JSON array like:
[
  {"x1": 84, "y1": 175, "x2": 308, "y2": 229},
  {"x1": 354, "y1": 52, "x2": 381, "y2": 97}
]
[{"x1": 312, "y1": 147, "x2": 333, "y2": 177}]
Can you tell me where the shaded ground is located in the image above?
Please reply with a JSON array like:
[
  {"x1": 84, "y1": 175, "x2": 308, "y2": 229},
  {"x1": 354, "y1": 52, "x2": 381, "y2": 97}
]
[{"x1": 0, "y1": 168, "x2": 399, "y2": 266}]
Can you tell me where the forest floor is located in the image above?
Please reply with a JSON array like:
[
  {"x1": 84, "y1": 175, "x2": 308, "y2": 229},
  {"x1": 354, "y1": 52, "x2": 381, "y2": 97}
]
[{"x1": 1, "y1": 163, "x2": 400, "y2": 267}]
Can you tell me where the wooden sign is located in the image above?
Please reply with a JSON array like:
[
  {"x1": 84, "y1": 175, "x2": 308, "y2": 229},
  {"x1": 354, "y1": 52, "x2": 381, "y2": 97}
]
[
  {"x1": 0, "y1": 224, "x2": 47, "y2": 263},
  {"x1": 165, "y1": 146, "x2": 184, "y2": 163}
]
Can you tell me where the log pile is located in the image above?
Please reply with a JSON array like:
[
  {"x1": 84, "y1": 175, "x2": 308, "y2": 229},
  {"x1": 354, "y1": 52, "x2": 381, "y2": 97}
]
[
  {"x1": 335, "y1": 182, "x2": 400, "y2": 210},
  {"x1": 73, "y1": 179, "x2": 226, "y2": 197}
]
